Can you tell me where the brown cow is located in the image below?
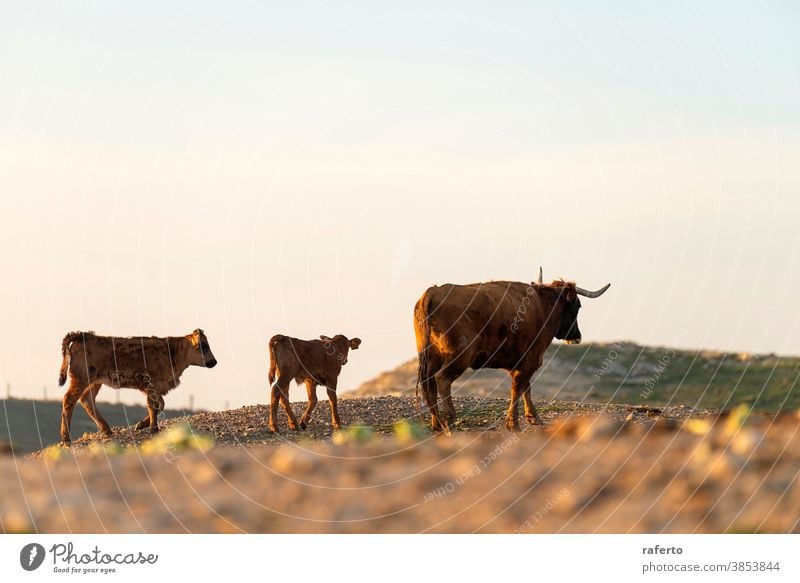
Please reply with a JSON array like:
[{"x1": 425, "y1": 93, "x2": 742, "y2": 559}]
[
  {"x1": 267, "y1": 334, "x2": 361, "y2": 432},
  {"x1": 57, "y1": 329, "x2": 217, "y2": 444},
  {"x1": 414, "y1": 269, "x2": 610, "y2": 431}
]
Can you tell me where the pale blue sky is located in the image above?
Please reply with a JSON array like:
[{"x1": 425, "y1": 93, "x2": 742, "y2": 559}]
[{"x1": 1, "y1": 1, "x2": 798, "y2": 409}]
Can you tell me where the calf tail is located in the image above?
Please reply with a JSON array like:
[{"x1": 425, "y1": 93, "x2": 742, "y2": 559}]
[
  {"x1": 268, "y1": 335, "x2": 284, "y2": 386},
  {"x1": 58, "y1": 332, "x2": 84, "y2": 386}
]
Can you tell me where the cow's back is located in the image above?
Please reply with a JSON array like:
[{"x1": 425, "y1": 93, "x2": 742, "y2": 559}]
[{"x1": 420, "y1": 281, "x2": 552, "y2": 369}]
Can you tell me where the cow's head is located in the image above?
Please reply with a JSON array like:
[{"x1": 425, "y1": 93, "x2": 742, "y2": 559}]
[
  {"x1": 538, "y1": 268, "x2": 611, "y2": 346},
  {"x1": 320, "y1": 334, "x2": 362, "y2": 365},
  {"x1": 188, "y1": 329, "x2": 218, "y2": 368},
  {"x1": 554, "y1": 285, "x2": 583, "y2": 344}
]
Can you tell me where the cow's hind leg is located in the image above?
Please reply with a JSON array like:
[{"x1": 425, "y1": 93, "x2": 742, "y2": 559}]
[
  {"x1": 327, "y1": 381, "x2": 342, "y2": 430},
  {"x1": 79, "y1": 382, "x2": 112, "y2": 437},
  {"x1": 435, "y1": 359, "x2": 469, "y2": 430},
  {"x1": 419, "y1": 351, "x2": 445, "y2": 432},
  {"x1": 299, "y1": 380, "x2": 318, "y2": 430},
  {"x1": 60, "y1": 377, "x2": 86, "y2": 445}
]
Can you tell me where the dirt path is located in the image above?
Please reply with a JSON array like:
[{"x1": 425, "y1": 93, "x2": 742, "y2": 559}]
[
  {"x1": 2, "y1": 400, "x2": 798, "y2": 534},
  {"x1": 40, "y1": 396, "x2": 718, "y2": 453}
]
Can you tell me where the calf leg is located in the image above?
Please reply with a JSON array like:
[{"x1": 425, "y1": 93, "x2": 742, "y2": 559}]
[
  {"x1": 299, "y1": 380, "x2": 318, "y2": 430},
  {"x1": 269, "y1": 382, "x2": 281, "y2": 432},
  {"x1": 60, "y1": 377, "x2": 86, "y2": 444},
  {"x1": 134, "y1": 394, "x2": 164, "y2": 431},
  {"x1": 269, "y1": 377, "x2": 299, "y2": 431},
  {"x1": 327, "y1": 383, "x2": 342, "y2": 430},
  {"x1": 279, "y1": 386, "x2": 299, "y2": 430},
  {"x1": 79, "y1": 382, "x2": 112, "y2": 437},
  {"x1": 145, "y1": 391, "x2": 164, "y2": 434}
]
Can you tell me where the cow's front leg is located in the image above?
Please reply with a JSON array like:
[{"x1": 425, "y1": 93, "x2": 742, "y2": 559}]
[
  {"x1": 505, "y1": 371, "x2": 526, "y2": 431},
  {"x1": 299, "y1": 380, "x2": 318, "y2": 430},
  {"x1": 510, "y1": 370, "x2": 540, "y2": 425},
  {"x1": 522, "y1": 384, "x2": 543, "y2": 425},
  {"x1": 326, "y1": 384, "x2": 342, "y2": 430}
]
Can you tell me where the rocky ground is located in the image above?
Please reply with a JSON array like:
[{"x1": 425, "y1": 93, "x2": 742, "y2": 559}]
[
  {"x1": 2, "y1": 396, "x2": 798, "y2": 534},
  {"x1": 34, "y1": 395, "x2": 715, "y2": 452}
]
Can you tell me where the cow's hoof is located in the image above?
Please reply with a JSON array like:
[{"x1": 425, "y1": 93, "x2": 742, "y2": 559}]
[
  {"x1": 526, "y1": 415, "x2": 544, "y2": 426},
  {"x1": 299, "y1": 421, "x2": 307, "y2": 430},
  {"x1": 60, "y1": 439, "x2": 71, "y2": 447},
  {"x1": 150, "y1": 427, "x2": 160, "y2": 436},
  {"x1": 505, "y1": 420, "x2": 521, "y2": 432}
]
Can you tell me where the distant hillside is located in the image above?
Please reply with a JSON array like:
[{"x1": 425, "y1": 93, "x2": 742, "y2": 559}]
[
  {"x1": 348, "y1": 342, "x2": 800, "y2": 412},
  {"x1": 0, "y1": 399, "x2": 191, "y2": 453}
]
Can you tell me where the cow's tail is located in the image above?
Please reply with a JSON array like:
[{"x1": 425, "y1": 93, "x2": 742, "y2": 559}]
[
  {"x1": 268, "y1": 335, "x2": 285, "y2": 386},
  {"x1": 58, "y1": 332, "x2": 84, "y2": 386},
  {"x1": 414, "y1": 293, "x2": 438, "y2": 415}
]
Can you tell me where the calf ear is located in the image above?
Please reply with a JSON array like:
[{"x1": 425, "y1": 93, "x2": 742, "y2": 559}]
[
  {"x1": 320, "y1": 335, "x2": 332, "y2": 341},
  {"x1": 349, "y1": 338, "x2": 362, "y2": 350}
]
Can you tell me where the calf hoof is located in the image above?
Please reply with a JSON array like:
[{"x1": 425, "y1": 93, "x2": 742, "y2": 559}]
[
  {"x1": 505, "y1": 419, "x2": 521, "y2": 432},
  {"x1": 60, "y1": 438, "x2": 71, "y2": 447},
  {"x1": 150, "y1": 426, "x2": 160, "y2": 435},
  {"x1": 526, "y1": 415, "x2": 544, "y2": 426},
  {"x1": 299, "y1": 421, "x2": 307, "y2": 430}
]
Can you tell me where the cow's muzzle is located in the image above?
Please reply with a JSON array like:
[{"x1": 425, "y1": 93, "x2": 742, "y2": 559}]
[
  {"x1": 206, "y1": 359, "x2": 218, "y2": 368},
  {"x1": 564, "y1": 338, "x2": 582, "y2": 345}
]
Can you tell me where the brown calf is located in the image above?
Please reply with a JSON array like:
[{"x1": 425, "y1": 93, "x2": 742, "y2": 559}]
[
  {"x1": 57, "y1": 329, "x2": 217, "y2": 444},
  {"x1": 267, "y1": 334, "x2": 361, "y2": 432}
]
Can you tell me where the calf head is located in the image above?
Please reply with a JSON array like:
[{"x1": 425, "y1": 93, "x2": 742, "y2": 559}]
[
  {"x1": 188, "y1": 329, "x2": 218, "y2": 368},
  {"x1": 320, "y1": 334, "x2": 362, "y2": 365}
]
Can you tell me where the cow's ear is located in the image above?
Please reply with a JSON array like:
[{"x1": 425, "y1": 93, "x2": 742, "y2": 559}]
[
  {"x1": 349, "y1": 338, "x2": 362, "y2": 350},
  {"x1": 320, "y1": 335, "x2": 332, "y2": 341}
]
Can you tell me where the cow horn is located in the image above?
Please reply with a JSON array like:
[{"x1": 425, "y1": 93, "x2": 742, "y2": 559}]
[
  {"x1": 575, "y1": 283, "x2": 611, "y2": 298},
  {"x1": 538, "y1": 266, "x2": 543, "y2": 284}
]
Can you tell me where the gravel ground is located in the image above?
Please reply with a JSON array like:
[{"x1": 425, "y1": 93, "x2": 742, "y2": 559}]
[
  {"x1": 3, "y1": 397, "x2": 797, "y2": 534},
  {"x1": 36, "y1": 396, "x2": 718, "y2": 453}
]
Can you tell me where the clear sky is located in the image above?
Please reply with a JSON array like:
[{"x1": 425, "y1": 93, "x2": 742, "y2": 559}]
[{"x1": 1, "y1": 1, "x2": 798, "y2": 410}]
